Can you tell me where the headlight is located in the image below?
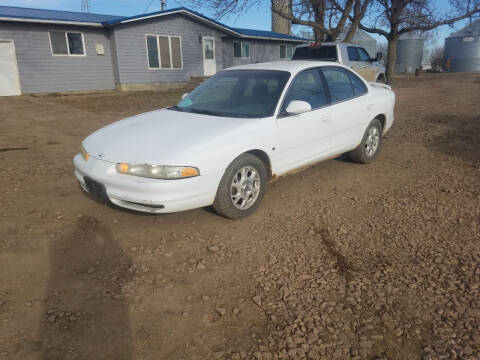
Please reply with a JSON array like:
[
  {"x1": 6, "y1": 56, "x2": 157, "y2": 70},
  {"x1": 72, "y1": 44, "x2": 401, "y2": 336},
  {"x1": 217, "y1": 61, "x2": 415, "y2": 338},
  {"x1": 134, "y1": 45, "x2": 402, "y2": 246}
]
[
  {"x1": 80, "y1": 145, "x2": 89, "y2": 161},
  {"x1": 116, "y1": 163, "x2": 199, "y2": 179}
]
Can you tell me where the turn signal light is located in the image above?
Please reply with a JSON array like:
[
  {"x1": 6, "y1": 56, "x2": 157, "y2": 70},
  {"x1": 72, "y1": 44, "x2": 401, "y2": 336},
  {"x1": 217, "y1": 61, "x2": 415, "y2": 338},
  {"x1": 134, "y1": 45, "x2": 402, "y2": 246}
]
[
  {"x1": 181, "y1": 167, "x2": 199, "y2": 177},
  {"x1": 117, "y1": 163, "x2": 129, "y2": 173}
]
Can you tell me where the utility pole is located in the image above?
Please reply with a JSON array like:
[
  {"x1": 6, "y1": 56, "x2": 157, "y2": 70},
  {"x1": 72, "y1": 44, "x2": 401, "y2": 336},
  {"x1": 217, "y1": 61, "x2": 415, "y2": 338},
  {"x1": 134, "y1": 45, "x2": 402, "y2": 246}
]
[
  {"x1": 144, "y1": 0, "x2": 166, "y2": 13},
  {"x1": 81, "y1": 0, "x2": 91, "y2": 13}
]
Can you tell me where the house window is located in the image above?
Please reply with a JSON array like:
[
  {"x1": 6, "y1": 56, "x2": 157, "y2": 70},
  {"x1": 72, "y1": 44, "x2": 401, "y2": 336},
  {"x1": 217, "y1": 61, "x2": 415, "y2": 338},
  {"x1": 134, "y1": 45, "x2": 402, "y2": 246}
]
[
  {"x1": 233, "y1": 41, "x2": 250, "y2": 59},
  {"x1": 280, "y1": 44, "x2": 294, "y2": 59},
  {"x1": 49, "y1": 31, "x2": 85, "y2": 56},
  {"x1": 146, "y1": 35, "x2": 183, "y2": 69}
]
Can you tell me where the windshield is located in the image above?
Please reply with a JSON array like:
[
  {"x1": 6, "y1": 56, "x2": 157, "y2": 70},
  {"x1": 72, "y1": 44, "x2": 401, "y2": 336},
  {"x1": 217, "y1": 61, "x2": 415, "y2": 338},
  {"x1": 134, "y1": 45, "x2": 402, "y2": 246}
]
[
  {"x1": 173, "y1": 70, "x2": 291, "y2": 118},
  {"x1": 292, "y1": 45, "x2": 338, "y2": 61}
]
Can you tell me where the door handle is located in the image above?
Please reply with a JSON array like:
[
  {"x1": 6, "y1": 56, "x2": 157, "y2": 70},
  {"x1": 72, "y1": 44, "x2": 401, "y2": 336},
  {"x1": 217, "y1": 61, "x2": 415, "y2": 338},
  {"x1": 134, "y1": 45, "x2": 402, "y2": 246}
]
[
  {"x1": 361, "y1": 65, "x2": 367, "y2": 68},
  {"x1": 321, "y1": 116, "x2": 331, "y2": 123},
  {"x1": 367, "y1": 104, "x2": 374, "y2": 111}
]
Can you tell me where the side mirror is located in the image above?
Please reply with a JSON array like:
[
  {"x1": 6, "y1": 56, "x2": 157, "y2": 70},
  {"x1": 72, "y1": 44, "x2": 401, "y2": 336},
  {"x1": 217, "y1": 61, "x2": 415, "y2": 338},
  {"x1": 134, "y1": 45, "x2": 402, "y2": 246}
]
[
  {"x1": 286, "y1": 100, "x2": 312, "y2": 115},
  {"x1": 181, "y1": 93, "x2": 189, "y2": 100},
  {"x1": 375, "y1": 52, "x2": 383, "y2": 62}
]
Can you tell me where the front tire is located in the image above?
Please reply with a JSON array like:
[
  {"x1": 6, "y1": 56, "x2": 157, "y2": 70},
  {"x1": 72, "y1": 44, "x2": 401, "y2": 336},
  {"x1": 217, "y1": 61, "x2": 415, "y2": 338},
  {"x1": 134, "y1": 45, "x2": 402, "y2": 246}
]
[
  {"x1": 349, "y1": 119, "x2": 383, "y2": 164},
  {"x1": 213, "y1": 154, "x2": 267, "y2": 219},
  {"x1": 376, "y1": 74, "x2": 386, "y2": 83}
]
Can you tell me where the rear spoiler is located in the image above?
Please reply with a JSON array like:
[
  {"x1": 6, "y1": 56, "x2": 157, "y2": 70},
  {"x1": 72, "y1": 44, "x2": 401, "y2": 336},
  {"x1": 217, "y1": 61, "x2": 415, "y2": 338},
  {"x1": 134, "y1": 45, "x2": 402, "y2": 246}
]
[{"x1": 369, "y1": 82, "x2": 392, "y2": 90}]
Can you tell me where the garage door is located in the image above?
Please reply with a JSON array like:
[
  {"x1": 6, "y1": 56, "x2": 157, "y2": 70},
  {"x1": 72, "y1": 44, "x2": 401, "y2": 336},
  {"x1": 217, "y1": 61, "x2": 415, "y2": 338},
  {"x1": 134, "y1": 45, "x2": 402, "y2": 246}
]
[{"x1": 0, "y1": 40, "x2": 21, "y2": 96}]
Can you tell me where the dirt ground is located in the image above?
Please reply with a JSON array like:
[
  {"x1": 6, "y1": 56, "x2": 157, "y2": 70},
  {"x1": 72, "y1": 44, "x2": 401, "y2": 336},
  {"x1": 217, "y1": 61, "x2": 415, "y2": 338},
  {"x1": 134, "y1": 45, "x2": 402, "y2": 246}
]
[{"x1": 0, "y1": 73, "x2": 479, "y2": 360}]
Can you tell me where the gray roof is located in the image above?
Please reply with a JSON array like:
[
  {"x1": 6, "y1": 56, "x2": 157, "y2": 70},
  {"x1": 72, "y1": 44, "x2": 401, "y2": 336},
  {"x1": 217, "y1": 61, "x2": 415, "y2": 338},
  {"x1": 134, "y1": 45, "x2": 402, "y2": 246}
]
[
  {"x1": 0, "y1": 5, "x2": 122, "y2": 24},
  {"x1": 447, "y1": 19, "x2": 480, "y2": 38},
  {"x1": 0, "y1": 5, "x2": 307, "y2": 42}
]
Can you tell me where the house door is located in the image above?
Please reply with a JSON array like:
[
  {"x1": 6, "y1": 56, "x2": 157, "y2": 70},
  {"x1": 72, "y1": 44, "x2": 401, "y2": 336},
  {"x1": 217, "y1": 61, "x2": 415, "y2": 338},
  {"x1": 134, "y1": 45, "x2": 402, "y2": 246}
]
[
  {"x1": 202, "y1": 37, "x2": 216, "y2": 76},
  {"x1": 0, "y1": 40, "x2": 21, "y2": 96}
]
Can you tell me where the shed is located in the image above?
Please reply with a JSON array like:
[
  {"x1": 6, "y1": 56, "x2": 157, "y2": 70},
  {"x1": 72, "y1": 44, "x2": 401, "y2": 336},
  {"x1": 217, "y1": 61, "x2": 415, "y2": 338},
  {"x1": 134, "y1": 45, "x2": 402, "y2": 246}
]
[{"x1": 337, "y1": 29, "x2": 377, "y2": 58}]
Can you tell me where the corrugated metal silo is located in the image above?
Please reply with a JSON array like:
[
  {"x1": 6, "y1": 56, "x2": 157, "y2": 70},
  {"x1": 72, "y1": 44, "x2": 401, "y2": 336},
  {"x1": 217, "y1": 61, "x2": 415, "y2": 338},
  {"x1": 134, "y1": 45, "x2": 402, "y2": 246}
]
[
  {"x1": 443, "y1": 19, "x2": 480, "y2": 72},
  {"x1": 395, "y1": 34, "x2": 424, "y2": 74}
]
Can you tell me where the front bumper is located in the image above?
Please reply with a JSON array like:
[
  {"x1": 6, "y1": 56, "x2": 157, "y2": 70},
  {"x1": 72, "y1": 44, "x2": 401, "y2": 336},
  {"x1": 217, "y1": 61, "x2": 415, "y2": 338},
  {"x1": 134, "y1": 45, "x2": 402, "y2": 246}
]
[{"x1": 73, "y1": 154, "x2": 222, "y2": 214}]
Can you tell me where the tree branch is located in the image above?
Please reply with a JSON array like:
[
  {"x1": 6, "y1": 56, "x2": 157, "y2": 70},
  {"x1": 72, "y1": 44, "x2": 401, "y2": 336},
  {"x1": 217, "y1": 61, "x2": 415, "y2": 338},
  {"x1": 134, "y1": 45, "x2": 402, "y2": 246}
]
[
  {"x1": 399, "y1": 6, "x2": 480, "y2": 33},
  {"x1": 357, "y1": 22, "x2": 389, "y2": 37}
]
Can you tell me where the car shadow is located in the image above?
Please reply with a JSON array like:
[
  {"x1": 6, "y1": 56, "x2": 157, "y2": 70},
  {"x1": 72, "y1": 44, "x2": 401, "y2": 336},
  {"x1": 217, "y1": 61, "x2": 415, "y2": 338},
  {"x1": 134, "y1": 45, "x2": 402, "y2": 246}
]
[{"x1": 39, "y1": 216, "x2": 134, "y2": 360}]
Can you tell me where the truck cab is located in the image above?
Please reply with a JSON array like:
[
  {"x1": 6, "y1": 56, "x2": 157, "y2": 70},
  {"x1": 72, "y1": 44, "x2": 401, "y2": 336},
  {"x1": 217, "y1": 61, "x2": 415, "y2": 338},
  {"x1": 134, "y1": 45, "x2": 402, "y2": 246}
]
[{"x1": 292, "y1": 42, "x2": 386, "y2": 83}]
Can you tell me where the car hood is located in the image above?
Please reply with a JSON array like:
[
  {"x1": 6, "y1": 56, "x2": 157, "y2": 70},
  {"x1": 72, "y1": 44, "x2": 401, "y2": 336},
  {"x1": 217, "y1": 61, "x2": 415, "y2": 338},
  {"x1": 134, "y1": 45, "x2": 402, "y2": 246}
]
[{"x1": 83, "y1": 108, "x2": 261, "y2": 165}]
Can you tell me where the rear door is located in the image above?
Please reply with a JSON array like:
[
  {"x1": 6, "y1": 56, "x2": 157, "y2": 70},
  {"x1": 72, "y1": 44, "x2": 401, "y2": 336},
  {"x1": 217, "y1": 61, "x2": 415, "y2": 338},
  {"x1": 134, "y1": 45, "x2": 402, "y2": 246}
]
[
  {"x1": 345, "y1": 46, "x2": 376, "y2": 82},
  {"x1": 0, "y1": 40, "x2": 21, "y2": 96},
  {"x1": 273, "y1": 67, "x2": 333, "y2": 174},
  {"x1": 320, "y1": 66, "x2": 373, "y2": 153}
]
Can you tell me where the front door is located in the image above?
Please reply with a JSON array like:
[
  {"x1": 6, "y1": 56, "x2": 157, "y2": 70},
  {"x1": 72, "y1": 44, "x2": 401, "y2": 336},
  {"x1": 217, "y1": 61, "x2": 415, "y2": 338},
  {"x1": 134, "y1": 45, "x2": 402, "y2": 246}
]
[
  {"x1": 202, "y1": 37, "x2": 216, "y2": 76},
  {"x1": 345, "y1": 46, "x2": 376, "y2": 82},
  {"x1": 273, "y1": 68, "x2": 333, "y2": 174},
  {"x1": 0, "y1": 40, "x2": 21, "y2": 96}
]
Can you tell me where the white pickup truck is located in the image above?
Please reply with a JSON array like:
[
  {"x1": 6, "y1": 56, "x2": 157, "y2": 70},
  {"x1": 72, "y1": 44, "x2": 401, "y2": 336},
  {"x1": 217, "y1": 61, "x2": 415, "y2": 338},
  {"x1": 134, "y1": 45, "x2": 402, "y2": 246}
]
[{"x1": 293, "y1": 42, "x2": 386, "y2": 83}]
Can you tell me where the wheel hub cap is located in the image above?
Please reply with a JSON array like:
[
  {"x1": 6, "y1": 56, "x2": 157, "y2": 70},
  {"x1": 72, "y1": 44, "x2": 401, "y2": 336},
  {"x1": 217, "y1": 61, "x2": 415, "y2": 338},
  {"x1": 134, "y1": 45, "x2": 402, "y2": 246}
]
[
  {"x1": 365, "y1": 126, "x2": 380, "y2": 157},
  {"x1": 231, "y1": 166, "x2": 261, "y2": 210}
]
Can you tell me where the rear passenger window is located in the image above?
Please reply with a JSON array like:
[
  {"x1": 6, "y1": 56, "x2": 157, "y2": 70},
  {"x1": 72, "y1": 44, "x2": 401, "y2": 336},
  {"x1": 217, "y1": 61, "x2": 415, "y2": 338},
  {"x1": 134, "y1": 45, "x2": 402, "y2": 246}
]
[
  {"x1": 321, "y1": 67, "x2": 354, "y2": 102},
  {"x1": 281, "y1": 68, "x2": 328, "y2": 114},
  {"x1": 348, "y1": 71, "x2": 368, "y2": 96}
]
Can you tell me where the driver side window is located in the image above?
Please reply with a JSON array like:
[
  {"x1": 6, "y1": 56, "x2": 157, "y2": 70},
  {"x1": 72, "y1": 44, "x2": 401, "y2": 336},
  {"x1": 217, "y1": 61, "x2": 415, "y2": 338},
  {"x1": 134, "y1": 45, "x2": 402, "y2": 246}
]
[
  {"x1": 357, "y1": 48, "x2": 371, "y2": 62},
  {"x1": 280, "y1": 68, "x2": 327, "y2": 115}
]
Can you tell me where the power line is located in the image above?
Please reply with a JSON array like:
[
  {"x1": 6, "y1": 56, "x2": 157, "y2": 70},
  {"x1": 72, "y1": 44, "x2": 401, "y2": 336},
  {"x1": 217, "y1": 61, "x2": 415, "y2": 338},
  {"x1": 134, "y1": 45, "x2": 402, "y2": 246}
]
[
  {"x1": 81, "y1": 0, "x2": 91, "y2": 13},
  {"x1": 144, "y1": 0, "x2": 155, "y2": 13}
]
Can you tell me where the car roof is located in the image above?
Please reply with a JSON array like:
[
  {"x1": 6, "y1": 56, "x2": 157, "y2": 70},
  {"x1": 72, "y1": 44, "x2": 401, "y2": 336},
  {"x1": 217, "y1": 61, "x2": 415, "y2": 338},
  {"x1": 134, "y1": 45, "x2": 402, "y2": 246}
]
[{"x1": 225, "y1": 60, "x2": 345, "y2": 74}]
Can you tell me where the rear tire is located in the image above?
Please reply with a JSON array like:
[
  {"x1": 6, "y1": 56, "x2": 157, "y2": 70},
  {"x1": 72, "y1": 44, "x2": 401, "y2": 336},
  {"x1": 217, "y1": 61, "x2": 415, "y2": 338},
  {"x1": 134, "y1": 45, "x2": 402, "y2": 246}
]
[
  {"x1": 349, "y1": 119, "x2": 383, "y2": 164},
  {"x1": 213, "y1": 154, "x2": 267, "y2": 219}
]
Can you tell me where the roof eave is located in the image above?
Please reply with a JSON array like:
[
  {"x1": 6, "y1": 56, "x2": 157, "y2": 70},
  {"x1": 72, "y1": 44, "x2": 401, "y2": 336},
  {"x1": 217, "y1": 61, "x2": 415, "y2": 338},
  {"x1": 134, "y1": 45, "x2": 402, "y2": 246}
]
[
  {"x1": 238, "y1": 34, "x2": 306, "y2": 42},
  {"x1": 111, "y1": 9, "x2": 240, "y2": 36},
  {"x1": 0, "y1": 16, "x2": 103, "y2": 27}
]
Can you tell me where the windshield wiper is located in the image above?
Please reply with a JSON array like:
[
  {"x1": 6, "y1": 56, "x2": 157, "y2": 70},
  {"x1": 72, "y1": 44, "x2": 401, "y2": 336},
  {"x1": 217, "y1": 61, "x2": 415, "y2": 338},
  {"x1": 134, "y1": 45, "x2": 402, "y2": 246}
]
[{"x1": 190, "y1": 109, "x2": 222, "y2": 116}]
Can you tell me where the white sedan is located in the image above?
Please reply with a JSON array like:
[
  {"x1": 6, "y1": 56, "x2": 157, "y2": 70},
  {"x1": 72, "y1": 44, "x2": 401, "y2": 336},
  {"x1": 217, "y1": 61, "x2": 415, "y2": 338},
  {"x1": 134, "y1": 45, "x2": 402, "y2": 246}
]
[{"x1": 74, "y1": 61, "x2": 395, "y2": 219}]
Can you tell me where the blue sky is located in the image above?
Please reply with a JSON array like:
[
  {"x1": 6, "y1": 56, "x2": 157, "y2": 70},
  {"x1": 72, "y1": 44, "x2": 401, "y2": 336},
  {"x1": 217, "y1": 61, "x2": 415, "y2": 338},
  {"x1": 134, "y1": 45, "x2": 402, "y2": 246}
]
[{"x1": 0, "y1": 0, "x2": 469, "y2": 47}]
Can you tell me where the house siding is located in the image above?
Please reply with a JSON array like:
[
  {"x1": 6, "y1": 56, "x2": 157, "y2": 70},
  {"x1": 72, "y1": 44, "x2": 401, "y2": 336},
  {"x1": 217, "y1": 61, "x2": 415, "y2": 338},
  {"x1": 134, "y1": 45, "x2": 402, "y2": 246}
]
[
  {"x1": 222, "y1": 39, "x2": 293, "y2": 68},
  {"x1": 113, "y1": 14, "x2": 225, "y2": 84},
  {"x1": 0, "y1": 22, "x2": 115, "y2": 93}
]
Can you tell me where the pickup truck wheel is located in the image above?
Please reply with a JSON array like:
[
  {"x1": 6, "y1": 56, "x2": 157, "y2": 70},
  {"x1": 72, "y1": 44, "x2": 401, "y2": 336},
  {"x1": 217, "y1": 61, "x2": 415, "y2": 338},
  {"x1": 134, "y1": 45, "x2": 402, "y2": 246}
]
[
  {"x1": 213, "y1": 154, "x2": 267, "y2": 219},
  {"x1": 349, "y1": 119, "x2": 383, "y2": 164},
  {"x1": 376, "y1": 74, "x2": 386, "y2": 83}
]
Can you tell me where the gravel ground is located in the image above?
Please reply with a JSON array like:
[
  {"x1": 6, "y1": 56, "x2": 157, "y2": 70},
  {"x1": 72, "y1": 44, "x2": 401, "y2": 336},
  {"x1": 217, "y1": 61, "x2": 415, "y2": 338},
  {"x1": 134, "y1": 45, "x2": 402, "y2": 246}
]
[{"x1": 0, "y1": 73, "x2": 479, "y2": 360}]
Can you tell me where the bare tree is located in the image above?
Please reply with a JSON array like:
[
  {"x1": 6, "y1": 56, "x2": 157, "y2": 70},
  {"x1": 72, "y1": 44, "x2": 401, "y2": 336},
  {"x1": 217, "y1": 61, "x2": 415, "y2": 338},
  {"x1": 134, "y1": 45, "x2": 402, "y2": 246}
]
[
  {"x1": 272, "y1": 0, "x2": 372, "y2": 42},
  {"x1": 357, "y1": 0, "x2": 480, "y2": 83},
  {"x1": 182, "y1": 0, "x2": 372, "y2": 42},
  {"x1": 430, "y1": 46, "x2": 444, "y2": 69}
]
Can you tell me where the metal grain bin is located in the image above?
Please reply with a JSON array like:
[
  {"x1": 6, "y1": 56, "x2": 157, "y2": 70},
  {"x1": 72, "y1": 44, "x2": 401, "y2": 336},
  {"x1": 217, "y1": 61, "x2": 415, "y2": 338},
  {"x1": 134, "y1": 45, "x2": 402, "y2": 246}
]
[
  {"x1": 395, "y1": 37, "x2": 424, "y2": 74},
  {"x1": 443, "y1": 20, "x2": 480, "y2": 72}
]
